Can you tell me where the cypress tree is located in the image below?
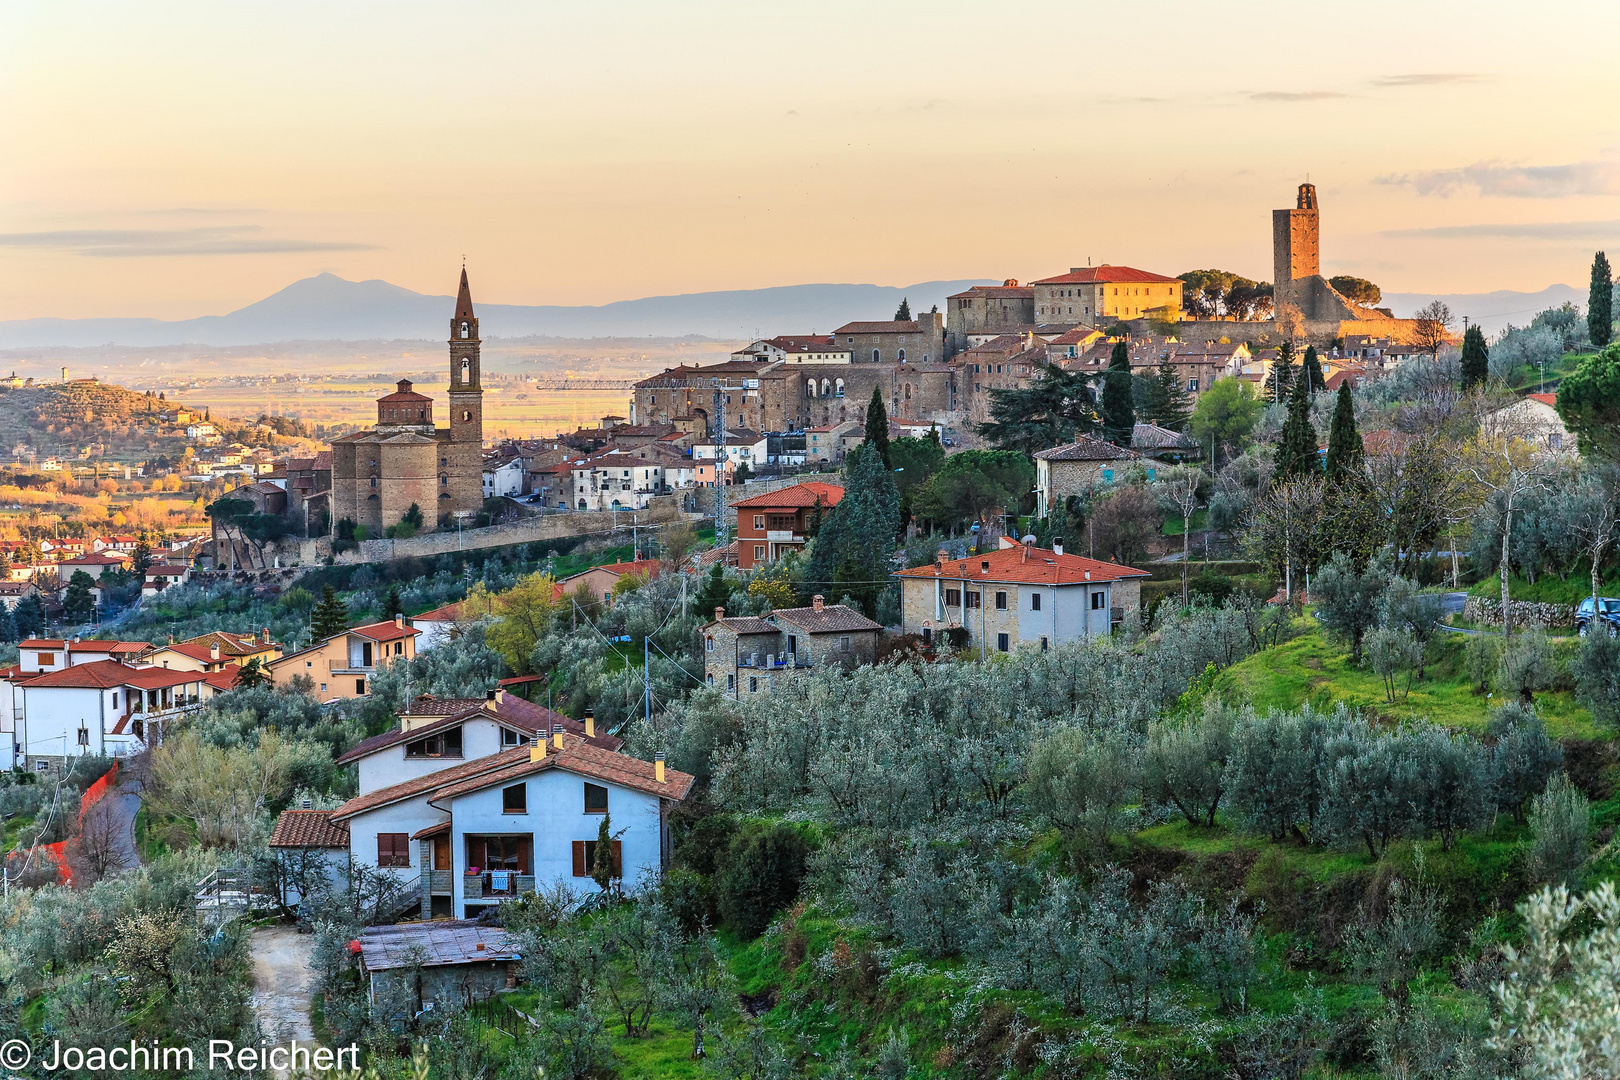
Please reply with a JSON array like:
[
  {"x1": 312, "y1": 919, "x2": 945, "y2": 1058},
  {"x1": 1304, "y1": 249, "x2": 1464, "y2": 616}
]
[
  {"x1": 693, "y1": 563, "x2": 730, "y2": 614},
  {"x1": 1323, "y1": 381, "x2": 1364, "y2": 482},
  {"x1": 894, "y1": 297, "x2": 912, "y2": 321},
  {"x1": 1266, "y1": 341, "x2": 1297, "y2": 404},
  {"x1": 1303, "y1": 344, "x2": 1326, "y2": 393},
  {"x1": 1275, "y1": 366, "x2": 1319, "y2": 481},
  {"x1": 310, "y1": 584, "x2": 351, "y2": 642},
  {"x1": 1589, "y1": 251, "x2": 1613, "y2": 347},
  {"x1": 864, "y1": 386, "x2": 891, "y2": 469},
  {"x1": 1101, "y1": 341, "x2": 1136, "y2": 446},
  {"x1": 1460, "y1": 324, "x2": 1490, "y2": 388}
]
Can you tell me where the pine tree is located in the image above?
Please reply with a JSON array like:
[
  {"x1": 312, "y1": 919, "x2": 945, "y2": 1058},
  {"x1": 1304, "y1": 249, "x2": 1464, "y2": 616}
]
[
  {"x1": 864, "y1": 386, "x2": 891, "y2": 469},
  {"x1": 1275, "y1": 366, "x2": 1319, "y2": 481},
  {"x1": 1460, "y1": 324, "x2": 1490, "y2": 388},
  {"x1": 1323, "y1": 382, "x2": 1364, "y2": 482},
  {"x1": 1101, "y1": 341, "x2": 1136, "y2": 446},
  {"x1": 310, "y1": 584, "x2": 351, "y2": 642},
  {"x1": 132, "y1": 533, "x2": 153, "y2": 575},
  {"x1": 383, "y1": 584, "x2": 404, "y2": 619},
  {"x1": 1303, "y1": 345, "x2": 1326, "y2": 393},
  {"x1": 63, "y1": 570, "x2": 96, "y2": 624},
  {"x1": 894, "y1": 297, "x2": 912, "y2": 321},
  {"x1": 1589, "y1": 251, "x2": 1613, "y2": 347},
  {"x1": 1265, "y1": 341, "x2": 1297, "y2": 404},
  {"x1": 694, "y1": 563, "x2": 730, "y2": 616},
  {"x1": 12, "y1": 595, "x2": 45, "y2": 639},
  {"x1": 1151, "y1": 358, "x2": 1193, "y2": 431}
]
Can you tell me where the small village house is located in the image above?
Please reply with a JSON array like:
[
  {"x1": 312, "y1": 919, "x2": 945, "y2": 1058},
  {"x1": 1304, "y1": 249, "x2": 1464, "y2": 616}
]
[
  {"x1": 732, "y1": 480, "x2": 844, "y2": 570},
  {"x1": 267, "y1": 616, "x2": 419, "y2": 700}
]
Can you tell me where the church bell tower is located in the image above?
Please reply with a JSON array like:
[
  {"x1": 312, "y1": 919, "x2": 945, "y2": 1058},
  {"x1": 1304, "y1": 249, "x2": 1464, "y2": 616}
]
[{"x1": 445, "y1": 267, "x2": 484, "y2": 516}]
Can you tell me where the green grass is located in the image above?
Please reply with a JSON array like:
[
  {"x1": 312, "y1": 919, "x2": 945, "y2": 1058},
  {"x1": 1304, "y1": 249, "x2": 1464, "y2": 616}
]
[
  {"x1": 1213, "y1": 621, "x2": 1601, "y2": 737},
  {"x1": 1161, "y1": 509, "x2": 1208, "y2": 536},
  {"x1": 1469, "y1": 572, "x2": 1620, "y2": 606}
]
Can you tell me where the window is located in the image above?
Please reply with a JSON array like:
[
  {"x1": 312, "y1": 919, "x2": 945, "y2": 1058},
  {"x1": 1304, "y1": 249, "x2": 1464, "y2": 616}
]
[
  {"x1": 996, "y1": 633, "x2": 1009, "y2": 653},
  {"x1": 1091, "y1": 591, "x2": 1106, "y2": 610},
  {"x1": 706, "y1": 674, "x2": 714, "y2": 686},
  {"x1": 362, "y1": 641, "x2": 373, "y2": 666},
  {"x1": 754, "y1": 545, "x2": 766, "y2": 561},
  {"x1": 897, "y1": 349, "x2": 906, "y2": 362},
  {"x1": 462, "y1": 410, "x2": 472, "y2": 422},
  {"x1": 921, "y1": 627, "x2": 933, "y2": 646},
  {"x1": 377, "y1": 833, "x2": 410, "y2": 867},
  {"x1": 995, "y1": 591, "x2": 1007, "y2": 610},
  {"x1": 872, "y1": 349, "x2": 881, "y2": 362},
  {"x1": 838, "y1": 635, "x2": 851, "y2": 652},
  {"x1": 503, "y1": 783, "x2": 527, "y2": 813},
  {"x1": 945, "y1": 588, "x2": 962, "y2": 606},
  {"x1": 1040, "y1": 636, "x2": 1049, "y2": 651},
  {"x1": 1188, "y1": 379, "x2": 1199, "y2": 392},
  {"x1": 35, "y1": 760, "x2": 50, "y2": 773},
  {"x1": 584, "y1": 783, "x2": 609, "y2": 813},
  {"x1": 1030, "y1": 592, "x2": 1042, "y2": 611},
  {"x1": 501, "y1": 727, "x2": 522, "y2": 748},
  {"x1": 754, "y1": 515, "x2": 766, "y2": 529},
  {"x1": 406, "y1": 728, "x2": 463, "y2": 758},
  {"x1": 369, "y1": 477, "x2": 378, "y2": 488},
  {"x1": 835, "y1": 378, "x2": 844, "y2": 397},
  {"x1": 320, "y1": 682, "x2": 327, "y2": 692},
  {"x1": 574, "y1": 839, "x2": 622, "y2": 878},
  {"x1": 356, "y1": 678, "x2": 367, "y2": 695},
  {"x1": 705, "y1": 635, "x2": 715, "y2": 653},
  {"x1": 749, "y1": 676, "x2": 759, "y2": 693},
  {"x1": 727, "y1": 674, "x2": 735, "y2": 690},
  {"x1": 966, "y1": 591, "x2": 982, "y2": 608}
]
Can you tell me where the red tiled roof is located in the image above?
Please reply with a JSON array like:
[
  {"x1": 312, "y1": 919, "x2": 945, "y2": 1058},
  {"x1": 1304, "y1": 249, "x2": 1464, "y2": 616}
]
[
  {"x1": 731, "y1": 481, "x2": 844, "y2": 510},
  {"x1": 1527, "y1": 392, "x2": 1558, "y2": 407},
  {"x1": 60, "y1": 553, "x2": 128, "y2": 565},
  {"x1": 1032, "y1": 265, "x2": 1181, "y2": 285},
  {"x1": 411, "y1": 602, "x2": 465, "y2": 623},
  {"x1": 834, "y1": 320, "x2": 920, "y2": 334},
  {"x1": 122, "y1": 666, "x2": 208, "y2": 690},
  {"x1": 203, "y1": 668, "x2": 241, "y2": 691},
  {"x1": 349, "y1": 620, "x2": 421, "y2": 643},
  {"x1": 895, "y1": 544, "x2": 1151, "y2": 586},
  {"x1": 19, "y1": 639, "x2": 67, "y2": 649},
  {"x1": 331, "y1": 744, "x2": 538, "y2": 820},
  {"x1": 335, "y1": 696, "x2": 620, "y2": 765},
  {"x1": 269, "y1": 809, "x2": 350, "y2": 848},
  {"x1": 22, "y1": 659, "x2": 138, "y2": 689},
  {"x1": 429, "y1": 741, "x2": 694, "y2": 804}
]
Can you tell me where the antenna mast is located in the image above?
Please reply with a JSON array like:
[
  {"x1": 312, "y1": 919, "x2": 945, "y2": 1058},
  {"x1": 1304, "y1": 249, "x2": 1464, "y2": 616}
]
[{"x1": 712, "y1": 388, "x2": 727, "y2": 553}]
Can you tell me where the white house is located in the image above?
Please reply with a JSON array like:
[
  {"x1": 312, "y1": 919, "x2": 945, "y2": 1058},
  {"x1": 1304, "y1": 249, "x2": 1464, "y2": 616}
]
[
  {"x1": 143, "y1": 564, "x2": 191, "y2": 595},
  {"x1": 1486, "y1": 392, "x2": 1576, "y2": 453},
  {"x1": 693, "y1": 429, "x2": 768, "y2": 471},
  {"x1": 266, "y1": 810, "x2": 352, "y2": 909},
  {"x1": 569, "y1": 452, "x2": 663, "y2": 511},
  {"x1": 730, "y1": 335, "x2": 852, "y2": 365},
  {"x1": 482, "y1": 456, "x2": 525, "y2": 499},
  {"x1": 12, "y1": 659, "x2": 219, "y2": 773},
  {"x1": 408, "y1": 602, "x2": 464, "y2": 651}
]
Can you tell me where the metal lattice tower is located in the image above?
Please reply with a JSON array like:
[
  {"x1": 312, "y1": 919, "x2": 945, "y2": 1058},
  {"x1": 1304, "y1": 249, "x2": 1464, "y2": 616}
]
[{"x1": 711, "y1": 388, "x2": 727, "y2": 547}]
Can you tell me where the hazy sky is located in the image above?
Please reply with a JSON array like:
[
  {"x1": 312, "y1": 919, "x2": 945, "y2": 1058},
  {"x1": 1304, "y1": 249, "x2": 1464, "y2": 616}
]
[{"x1": 4, "y1": 0, "x2": 1620, "y2": 320}]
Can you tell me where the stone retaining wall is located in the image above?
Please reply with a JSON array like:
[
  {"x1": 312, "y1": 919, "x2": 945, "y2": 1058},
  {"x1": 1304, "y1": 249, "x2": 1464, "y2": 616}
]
[{"x1": 1461, "y1": 596, "x2": 1576, "y2": 630}]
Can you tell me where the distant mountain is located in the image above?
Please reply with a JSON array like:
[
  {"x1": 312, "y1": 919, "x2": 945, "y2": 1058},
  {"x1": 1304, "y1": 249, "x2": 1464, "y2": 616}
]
[
  {"x1": 0, "y1": 274, "x2": 997, "y2": 348},
  {"x1": 1381, "y1": 283, "x2": 1584, "y2": 338}
]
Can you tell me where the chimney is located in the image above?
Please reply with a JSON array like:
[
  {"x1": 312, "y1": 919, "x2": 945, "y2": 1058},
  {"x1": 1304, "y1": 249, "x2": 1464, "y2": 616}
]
[
  {"x1": 714, "y1": 606, "x2": 725, "y2": 621},
  {"x1": 584, "y1": 710, "x2": 595, "y2": 739},
  {"x1": 530, "y1": 737, "x2": 546, "y2": 762},
  {"x1": 553, "y1": 722, "x2": 564, "y2": 750},
  {"x1": 1053, "y1": 537, "x2": 1064, "y2": 557},
  {"x1": 495, "y1": 688, "x2": 505, "y2": 705},
  {"x1": 261, "y1": 627, "x2": 270, "y2": 644},
  {"x1": 486, "y1": 688, "x2": 498, "y2": 702},
  {"x1": 655, "y1": 752, "x2": 666, "y2": 784},
  {"x1": 1085, "y1": 570, "x2": 1091, "y2": 581},
  {"x1": 209, "y1": 641, "x2": 220, "y2": 661},
  {"x1": 394, "y1": 613, "x2": 404, "y2": 629},
  {"x1": 812, "y1": 594, "x2": 824, "y2": 612},
  {"x1": 1021, "y1": 543, "x2": 1029, "y2": 563}
]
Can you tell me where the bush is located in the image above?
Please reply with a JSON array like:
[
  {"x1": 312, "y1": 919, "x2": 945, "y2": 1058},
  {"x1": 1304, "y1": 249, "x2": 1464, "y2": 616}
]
[
  {"x1": 1498, "y1": 630, "x2": 1560, "y2": 704},
  {"x1": 1527, "y1": 773, "x2": 1590, "y2": 887},
  {"x1": 1570, "y1": 628, "x2": 1620, "y2": 726},
  {"x1": 714, "y1": 822, "x2": 811, "y2": 938},
  {"x1": 1364, "y1": 627, "x2": 1421, "y2": 703},
  {"x1": 1465, "y1": 634, "x2": 1501, "y2": 693},
  {"x1": 1489, "y1": 705, "x2": 1564, "y2": 821}
]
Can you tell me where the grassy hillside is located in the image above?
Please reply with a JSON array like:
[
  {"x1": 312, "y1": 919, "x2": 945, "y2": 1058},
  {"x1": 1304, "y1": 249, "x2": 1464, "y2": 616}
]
[{"x1": 0, "y1": 380, "x2": 209, "y2": 462}]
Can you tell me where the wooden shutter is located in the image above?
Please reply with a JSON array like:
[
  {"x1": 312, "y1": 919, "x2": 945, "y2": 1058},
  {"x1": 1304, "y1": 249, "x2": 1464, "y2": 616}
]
[
  {"x1": 611, "y1": 840, "x2": 623, "y2": 878},
  {"x1": 517, "y1": 838, "x2": 532, "y2": 875},
  {"x1": 571, "y1": 840, "x2": 587, "y2": 877}
]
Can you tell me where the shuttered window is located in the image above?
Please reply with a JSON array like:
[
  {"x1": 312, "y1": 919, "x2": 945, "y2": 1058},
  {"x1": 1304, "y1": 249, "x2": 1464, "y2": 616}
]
[
  {"x1": 377, "y1": 833, "x2": 410, "y2": 867},
  {"x1": 573, "y1": 839, "x2": 624, "y2": 878}
]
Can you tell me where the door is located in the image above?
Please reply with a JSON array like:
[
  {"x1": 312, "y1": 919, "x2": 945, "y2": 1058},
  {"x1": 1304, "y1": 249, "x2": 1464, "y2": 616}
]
[{"x1": 432, "y1": 835, "x2": 450, "y2": 870}]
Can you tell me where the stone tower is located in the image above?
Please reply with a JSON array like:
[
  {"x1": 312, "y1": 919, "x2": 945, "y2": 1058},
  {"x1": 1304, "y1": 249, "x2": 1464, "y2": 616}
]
[
  {"x1": 443, "y1": 267, "x2": 485, "y2": 519},
  {"x1": 1272, "y1": 183, "x2": 1320, "y2": 317}
]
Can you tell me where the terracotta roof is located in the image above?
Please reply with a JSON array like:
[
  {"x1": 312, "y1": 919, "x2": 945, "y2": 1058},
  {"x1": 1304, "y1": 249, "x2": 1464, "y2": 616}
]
[
  {"x1": 895, "y1": 544, "x2": 1150, "y2": 586},
  {"x1": 411, "y1": 820, "x2": 452, "y2": 840},
  {"x1": 1527, "y1": 392, "x2": 1559, "y2": 407},
  {"x1": 731, "y1": 481, "x2": 844, "y2": 509},
  {"x1": 834, "y1": 320, "x2": 921, "y2": 334},
  {"x1": 1032, "y1": 265, "x2": 1181, "y2": 285},
  {"x1": 706, "y1": 616, "x2": 779, "y2": 635},
  {"x1": 182, "y1": 631, "x2": 274, "y2": 656},
  {"x1": 411, "y1": 602, "x2": 465, "y2": 623},
  {"x1": 947, "y1": 284, "x2": 1035, "y2": 299},
  {"x1": 761, "y1": 335, "x2": 843, "y2": 353},
  {"x1": 145, "y1": 566, "x2": 188, "y2": 577},
  {"x1": 69, "y1": 640, "x2": 149, "y2": 655},
  {"x1": 332, "y1": 745, "x2": 537, "y2": 820},
  {"x1": 562, "y1": 559, "x2": 660, "y2": 583},
  {"x1": 349, "y1": 620, "x2": 421, "y2": 643},
  {"x1": 771, "y1": 604, "x2": 882, "y2": 634},
  {"x1": 19, "y1": 639, "x2": 67, "y2": 649},
  {"x1": 429, "y1": 741, "x2": 695, "y2": 805},
  {"x1": 1033, "y1": 436, "x2": 1143, "y2": 463},
  {"x1": 269, "y1": 809, "x2": 350, "y2": 848},
  {"x1": 60, "y1": 553, "x2": 128, "y2": 565},
  {"x1": 156, "y1": 642, "x2": 220, "y2": 664},
  {"x1": 203, "y1": 668, "x2": 241, "y2": 691},
  {"x1": 334, "y1": 696, "x2": 620, "y2": 765},
  {"x1": 122, "y1": 667, "x2": 208, "y2": 690},
  {"x1": 22, "y1": 659, "x2": 137, "y2": 689}
]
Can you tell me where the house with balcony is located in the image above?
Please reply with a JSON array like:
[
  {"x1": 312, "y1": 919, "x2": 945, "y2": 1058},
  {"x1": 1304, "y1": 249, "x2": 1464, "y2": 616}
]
[
  {"x1": 146, "y1": 629, "x2": 281, "y2": 673},
  {"x1": 9, "y1": 659, "x2": 221, "y2": 773},
  {"x1": 894, "y1": 539, "x2": 1149, "y2": 654},
  {"x1": 692, "y1": 429, "x2": 768, "y2": 474},
  {"x1": 701, "y1": 596, "x2": 881, "y2": 697},
  {"x1": 267, "y1": 615, "x2": 419, "y2": 701},
  {"x1": 732, "y1": 480, "x2": 844, "y2": 569}
]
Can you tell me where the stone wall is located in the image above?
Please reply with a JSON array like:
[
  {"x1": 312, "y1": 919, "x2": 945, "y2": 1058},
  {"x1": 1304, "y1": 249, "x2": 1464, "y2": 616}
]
[
  {"x1": 335, "y1": 496, "x2": 691, "y2": 565},
  {"x1": 1461, "y1": 596, "x2": 1576, "y2": 631}
]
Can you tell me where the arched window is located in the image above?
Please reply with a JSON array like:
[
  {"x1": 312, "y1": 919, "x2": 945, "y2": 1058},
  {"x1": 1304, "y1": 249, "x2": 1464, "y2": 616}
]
[
  {"x1": 904, "y1": 384, "x2": 912, "y2": 401},
  {"x1": 462, "y1": 410, "x2": 471, "y2": 422},
  {"x1": 820, "y1": 379, "x2": 831, "y2": 397},
  {"x1": 897, "y1": 349, "x2": 906, "y2": 362},
  {"x1": 461, "y1": 359, "x2": 470, "y2": 379},
  {"x1": 872, "y1": 349, "x2": 880, "y2": 362},
  {"x1": 460, "y1": 321, "x2": 470, "y2": 339},
  {"x1": 834, "y1": 378, "x2": 845, "y2": 398},
  {"x1": 806, "y1": 379, "x2": 817, "y2": 398}
]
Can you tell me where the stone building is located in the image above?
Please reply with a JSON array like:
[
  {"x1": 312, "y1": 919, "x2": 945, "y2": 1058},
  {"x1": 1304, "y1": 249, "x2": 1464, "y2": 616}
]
[
  {"x1": 833, "y1": 312, "x2": 946, "y2": 365},
  {"x1": 1032, "y1": 436, "x2": 1145, "y2": 517},
  {"x1": 330, "y1": 269, "x2": 485, "y2": 533},
  {"x1": 731, "y1": 336, "x2": 852, "y2": 365},
  {"x1": 1031, "y1": 265, "x2": 1183, "y2": 325},
  {"x1": 945, "y1": 281, "x2": 1036, "y2": 356},
  {"x1": 700, "y1": 597, "x2": 881, "y2": 697}
]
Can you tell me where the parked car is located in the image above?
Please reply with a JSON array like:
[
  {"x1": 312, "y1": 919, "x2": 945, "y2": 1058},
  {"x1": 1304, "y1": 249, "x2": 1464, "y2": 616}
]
[{"x1": 1576, "y1": 596, "x2": 1620, "y2": 637}]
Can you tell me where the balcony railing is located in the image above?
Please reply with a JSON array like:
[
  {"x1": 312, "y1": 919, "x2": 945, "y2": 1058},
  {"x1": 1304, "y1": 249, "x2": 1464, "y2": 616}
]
[{"x1": 463, "y1": 872, "x2": 536, "y2": 900}]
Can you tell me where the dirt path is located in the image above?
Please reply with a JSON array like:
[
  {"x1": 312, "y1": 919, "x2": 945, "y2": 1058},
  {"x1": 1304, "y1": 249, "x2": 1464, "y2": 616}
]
[{"x1": 251, "y1": 923, "x2": 318, "y2": 1071}]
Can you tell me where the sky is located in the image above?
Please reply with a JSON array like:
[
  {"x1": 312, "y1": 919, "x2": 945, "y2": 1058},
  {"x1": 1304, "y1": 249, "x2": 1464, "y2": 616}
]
[{"x1": 4, "y1": 0, "x2": 1620, "y2": 320}]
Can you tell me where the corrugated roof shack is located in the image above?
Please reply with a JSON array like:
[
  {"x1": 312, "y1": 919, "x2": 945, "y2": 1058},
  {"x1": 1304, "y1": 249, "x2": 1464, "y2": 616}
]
[{"x1": 356, "y1": 920, "x2": 521, "y2": 1012}]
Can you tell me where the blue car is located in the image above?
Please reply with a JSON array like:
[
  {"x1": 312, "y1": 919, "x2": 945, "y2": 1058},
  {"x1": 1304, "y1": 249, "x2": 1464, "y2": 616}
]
[{"x1": 1576, "y1": 596, "x2": 1620, "y2": 637}]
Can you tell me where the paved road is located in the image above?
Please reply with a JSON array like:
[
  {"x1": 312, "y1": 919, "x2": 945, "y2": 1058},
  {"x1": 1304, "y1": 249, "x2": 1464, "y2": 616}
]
[
  {"x1": 251, "y1": 924, "x2": 319, "y2": 1074},
  {"x1": 105, "y1": 787, "x2": 141, "y2": 870}
]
